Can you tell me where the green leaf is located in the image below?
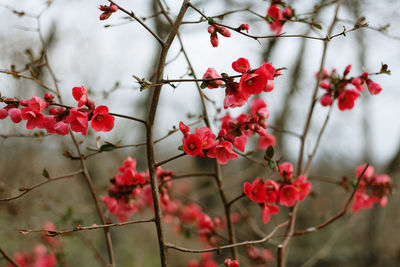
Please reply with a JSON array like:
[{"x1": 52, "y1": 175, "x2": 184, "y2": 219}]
[
  {"x1": 266, "y1": 145, "x2": 274, "y2": 159},
  {"x1": 42, "y1": 168, "x2": 50, "y2": 179},
  {"x1": 200, "y1": 81, "x2": 208, "y2": 89},
  {"x1": 178, "y1": 145, "x2": 184, "y2": 151},
  {"x1": 312, "y1": 23, "x2": 322, "y2": 30},
  {"x1": 216, "y1": 246, "x2": 222, "y2": 255},
  {"x1": 207, "y1": 17, "x2": 214, "y2": 25},
  {"x1": 100, "y1": 144, "x2": 116, "y2": 151},
  {"x1": 265, "y1": 15, "x2": 274, "y2": 23},
  {"x1": 269, "y1": 160, "x2": 277, "y2": 170}
]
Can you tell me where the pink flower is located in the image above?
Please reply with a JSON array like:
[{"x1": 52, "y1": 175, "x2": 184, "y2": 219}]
[
  {"x1": 202, "y1": 68, "x2": 222, "y2": 89},
  {"x1": 244, "y1": 177, "x2": 266, "y2": 203},
  {"x1": 183, "y1": 134, "x2": 203, "y2": 156},
  {"x1": 250, "y1": 98, "x2": 269, "y2": 119},
  {"x1": 279, "y1": 185, "x2": 299, "y2": 207},
  {"x1": 28, "y1": 96, "x2": 47, "y2": 113},
  {"x1": 257, "y1": 132, "x2": 276, "y2": 150},
  {"x1": 355, "y1": 163, "x2": 375, "y2": 181},
  {"x1": 367, "y1": 80, "x2": 382, "y2": 95},
  {"x1": 207, "y1": 141, "x2": 238, "y2": 164},
  {"x1": 91, "y1": 105, "x2": 115, "y2": 132},
  {"x1": 21, "y1": 107, "x2": 45, "y2": 129},
  {"x1": 351, "y1": 77, "x2": 365, "y2": 92},
  {"x1": 66, "y1": 108, "x2": 88, "y2": 135},
  {"x1": 72, "y1": 85, "x2": 88, "y2": 107},
  {"x1": 232, "y1": 58, "x2": 250, "y2": 73},
  {"x1": 337, "y1": 90, "x2": 360, "y2": 111}
]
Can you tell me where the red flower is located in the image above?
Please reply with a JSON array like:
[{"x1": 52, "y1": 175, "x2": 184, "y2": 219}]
[
  {"x1": 0, "y1": 108, "x2": 8, "y2": 119},
  {"x1": 28, "y1": 96, "x2": 47, "y2": 113},
  {"x1": 278, "y1": 162, "x2": 294, "y2": 179},
  {"x1": 72, "y1": 85, "x2": 88, "y2": 107},
  {"x1": 279, "y1": 185, "x2": 299, "y2": 207},
  {"x1": 293, "y1": 175, "x2": 311, "y2": 201},
  {"x1": 91, "y1": 105, "x2": 115, "y2": 132},
  {"x1": 267, "y1": 5, "x2": 284, "y2": 34},
  {"x1": 244, "y1": 177, "x2": 266, "y2": 203},
  {"x1": 207, "y1": 141, "x2": 238, "y2": 164},
  {"x1": 223, "y1": 82, "x2": 251, "y2": 109},
  {"x1": 239, "y1": 63, "x2": 275, "y2": 95},
  {"x1": 232, "y1": 58, "x2": 250, "y2": 73},
  {"x1": 261, "y1": 203, "x2": 279, "y2": 224},
  {"x1": 337, "y1": 90, "x2": 360, "y2": 111},
  {"x1": 202, "y1": 68, "x2": 222, "y2": 89},
  {"x1": 183, "y1": 134, "x2": 203, "y2": 156},
  {"x1": 257, "y1": 132, "x2": 276, "y2": 150},
  {"x1": 367, "y1": 80, "x2": 382, "y2": 95},
  {"x1": 21, "y1": 107, "x2": 44, "y2": 129},
  {"x1": 179, "y1": 121, "x2": 190, "y2": 136},
  {"x1": 66, "y1": 108, "x2": 88, "y2": 135},
  {"x1": 195, "y1": 127, "x2": 216, "y2": 150},
  {"x1": 238, "y1": 23, "x2": 250, "y2": 33},
  {"x1": 320, "y1": 93, "x2": 333, "y2": 106},
  {"x1": 8, "y1": 108, "x2": 22, "y2": 123}
]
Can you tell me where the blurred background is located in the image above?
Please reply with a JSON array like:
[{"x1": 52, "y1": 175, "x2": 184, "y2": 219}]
[{"x1": 0, "y1": 0, "x2": 399, "y2": 266}]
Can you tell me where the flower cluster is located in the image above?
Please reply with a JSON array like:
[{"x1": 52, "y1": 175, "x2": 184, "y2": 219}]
[
  {"x1": 8, "y1": 222, "x2": 59, "y2": 267},
  {"x1": 317, "y1": 65, "x2": 383, "y2": 111},
  {"x1": 203, "y1": 58, "x2": 278, "y2": 109},
  {"x1": 266, "y1": 4, "x2": 294, "y2": 34},
  {"x1": 208, "y1": 24, "x2": 231, "y2": 47},
  {"x1": 180, "y1": 98, "x2": 271, "y2": 164},
  {"x1": 102, "y1": 157, "x2": 169, "y2": 221},
  {"x1": 244, "y1": 162, "x2": 311, "y2": 223},
  {"x1": 352, "y1": 164, "x2": 392, "y2": 212},
  {"x1": 99, "y1": 3, "x2": 118, "y2": 20},
  {"x1": 0, "y1": 85, "x2": 115, "y2": 135}
]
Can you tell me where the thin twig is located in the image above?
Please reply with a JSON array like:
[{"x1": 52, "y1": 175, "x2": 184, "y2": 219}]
[
  {"x1": 0, "y1": 246, "x2": 21, "y2": 267},
  {"x1": 108, "y1": 0, "x2": 164, "y2": 45},
  {"x1": 155, "y1": 152, "x2": 186, "y2": 167},
  {"x1": 17, "y1": 218, "x2": 155, "y2": 235},
  {"x1": 292, "y1": 164, "x2": 369, "y2": 236},
  {"x1": 167, "y1": 220, "x2": 288, "y2": 253},
  {"x1": 0, "y1": 170, "x2": 83, "y2": 202}
]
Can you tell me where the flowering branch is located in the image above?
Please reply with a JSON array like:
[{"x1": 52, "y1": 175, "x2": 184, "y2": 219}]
[{"x1": 292, "y1": 164, "x2": 369, "y2": 236}]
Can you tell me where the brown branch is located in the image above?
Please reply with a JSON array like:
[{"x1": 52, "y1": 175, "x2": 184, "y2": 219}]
[
  {"x1": 0, "y1": 170, "x2": 82, "y2": 202},
  {"x1": 304, "y1": 104, "x2": 334, "y2": 174},
  {"x1": 17, "y1": 218, "x2": 154, "y2": 236},
  {"x1": 0, "y1": 246, "x2": 21, "y2": 267},
  {"x1": 0, "y1": 69, "x2": 57, "y2": 94},
  {"x1": 108, "y1": 0, "x2": 164, "y2": 45},
  {"x1": 108, "y1": 112, "x2": 147, "y2": 124},
  {"x1": 155, "y1": 152, "x2": 186, "y2": 167},
  {"x1": 166, "y1": 220, "x2": 288, "y2": 253},
  {"x1": 279, "y1": 2, "x2": 344, "y2": 266},
  {"x1": 292, "y1": 164, "x2": 369, "y2": 236},
  {"x1": 145, "y1": 1, "x2": 189, "y2": 266}
]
